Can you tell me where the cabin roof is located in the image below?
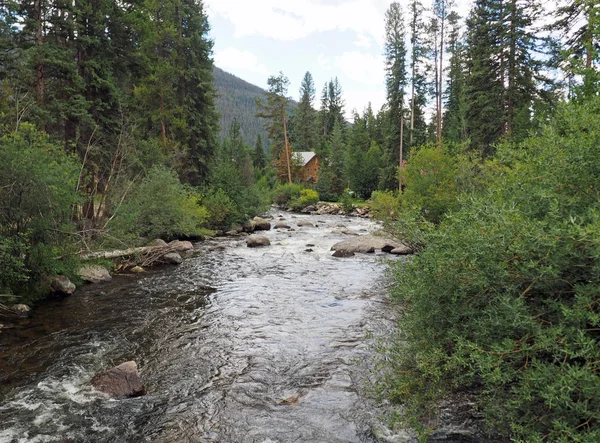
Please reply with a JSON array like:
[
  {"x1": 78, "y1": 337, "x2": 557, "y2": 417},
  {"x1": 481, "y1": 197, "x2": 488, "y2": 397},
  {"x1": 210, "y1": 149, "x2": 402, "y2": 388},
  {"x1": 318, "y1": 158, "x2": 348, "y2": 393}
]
[{"x1": 294, "y1": 151, "x2": 317, "y2": 166}]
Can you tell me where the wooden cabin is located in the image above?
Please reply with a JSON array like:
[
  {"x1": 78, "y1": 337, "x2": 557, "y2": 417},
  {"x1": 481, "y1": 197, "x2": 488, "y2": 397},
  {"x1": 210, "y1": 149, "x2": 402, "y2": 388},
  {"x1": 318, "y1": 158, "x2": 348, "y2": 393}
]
[{"x1": 294, "y1": 152, "x2": 320, "y2": 184}]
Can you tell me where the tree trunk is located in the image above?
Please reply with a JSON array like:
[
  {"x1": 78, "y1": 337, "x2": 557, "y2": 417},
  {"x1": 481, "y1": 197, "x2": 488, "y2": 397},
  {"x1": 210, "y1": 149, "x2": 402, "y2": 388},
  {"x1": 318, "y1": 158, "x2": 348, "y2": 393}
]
[
  {"x1": 33, "y1": 0, "x2": 44, "y2": 106},
  {"x1": 282, "y1": 111, "x2": 292, "y2": 184},
  {"x1": 437, "y1": 4, "x2": 444, "y2": 148},
  {"x1": 399, "y1": 113, "x2": 404, "y2": 192}
]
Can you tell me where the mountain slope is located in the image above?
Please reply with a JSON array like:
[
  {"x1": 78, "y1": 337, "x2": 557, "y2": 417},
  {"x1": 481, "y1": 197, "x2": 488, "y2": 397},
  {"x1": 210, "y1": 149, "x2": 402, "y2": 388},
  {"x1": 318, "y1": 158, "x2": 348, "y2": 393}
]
[{"x1": 213, "y1": 67, "x2": 269, "y2": 147}]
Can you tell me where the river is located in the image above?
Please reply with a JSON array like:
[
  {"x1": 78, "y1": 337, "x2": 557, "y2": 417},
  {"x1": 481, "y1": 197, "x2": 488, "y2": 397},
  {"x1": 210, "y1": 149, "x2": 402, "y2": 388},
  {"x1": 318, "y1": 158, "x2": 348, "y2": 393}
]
[{"x1": 1, "y1": 211, "x2": 417, "y2": 443}]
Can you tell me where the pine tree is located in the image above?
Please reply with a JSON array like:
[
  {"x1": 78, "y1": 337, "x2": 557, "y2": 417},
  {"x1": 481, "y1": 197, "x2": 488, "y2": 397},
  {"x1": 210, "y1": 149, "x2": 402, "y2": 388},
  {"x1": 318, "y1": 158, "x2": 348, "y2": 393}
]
[
  {"x1": 433, "y1": 0, "x2": 452, "y2": 147},
  {"x1": 253, "y1": 133, "x2": 266, "y2": 171},
  {"x1": 443, "y1": 11, "x2": 468, "y2": 143},
  {"x1": 408, "y1": 0, "x2": 428, "y2": 148},
  {"x1": 464, "y1": 0, "x2": 505, "y2": 156},
  {"x1": 551, "y1": 0, "x2": 600, "y2": 99},
  {"x1": 384, "y1": 1, "x2": 408, "y2": 190},
  {"x1": 135, "y1": 0, "x2": 218, "y2": 185},
  {"x1": 317, "y1": 77, "x2": 345, "y2": 139},
  {"x1": 293, "y1": 71, "x2": 317, "y2": 152},
  {"x1": 256, "y1": 72, "x2": 292, "y2": 183}
]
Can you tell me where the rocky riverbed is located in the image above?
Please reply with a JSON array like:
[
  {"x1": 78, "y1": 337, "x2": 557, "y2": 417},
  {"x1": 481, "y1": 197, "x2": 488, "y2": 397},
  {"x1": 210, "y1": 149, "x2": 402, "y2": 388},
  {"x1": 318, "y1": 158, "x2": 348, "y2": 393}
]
[{"x1": 0, "y1": 210, "x2": 486, "y2": 443}]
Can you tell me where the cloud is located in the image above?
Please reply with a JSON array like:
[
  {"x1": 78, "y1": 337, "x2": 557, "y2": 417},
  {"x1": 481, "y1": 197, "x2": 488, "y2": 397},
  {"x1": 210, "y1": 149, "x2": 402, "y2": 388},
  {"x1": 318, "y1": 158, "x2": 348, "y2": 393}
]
[
  {"x1": 214, "y1": 47, "x2": 270, "y2": 77},
  {"x1": 353, "y1": 33, "x2": 372, "y2": 49},
  {"x1": 334, "y1": 51, "x2": 385, "y2": 86},
  {"x1": 205, "y1": 0, "x2": 387, "y2": 45},
  {"x1": 317, "y1": 53, "x2": 333, "y2": 71}
]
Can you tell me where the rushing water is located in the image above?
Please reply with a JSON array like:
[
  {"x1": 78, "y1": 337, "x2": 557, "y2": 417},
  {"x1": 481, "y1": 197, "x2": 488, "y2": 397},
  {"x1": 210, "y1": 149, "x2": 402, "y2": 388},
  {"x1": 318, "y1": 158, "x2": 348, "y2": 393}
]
[{"x1": 0, "y1": 212, "x2": 409, "y2": 443}]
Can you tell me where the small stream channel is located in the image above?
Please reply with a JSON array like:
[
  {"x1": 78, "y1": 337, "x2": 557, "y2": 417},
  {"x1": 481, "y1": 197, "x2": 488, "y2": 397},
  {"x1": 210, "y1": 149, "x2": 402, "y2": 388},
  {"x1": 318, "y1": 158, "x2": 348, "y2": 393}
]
[{"x1": 0, "y1": 211, "x2": 411, "y2": 443}]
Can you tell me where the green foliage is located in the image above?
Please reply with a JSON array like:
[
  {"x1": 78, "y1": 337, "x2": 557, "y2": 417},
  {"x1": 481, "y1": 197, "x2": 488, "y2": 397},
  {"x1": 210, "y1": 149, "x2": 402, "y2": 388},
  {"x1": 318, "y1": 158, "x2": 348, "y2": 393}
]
[
  {"x1": 369, "y1": 190, "x2": 400, "y2": 221},
  {"x1": 274, "y1": 182, "x2": 304, "y2": 207},
  {"x1": 290, "y1": 189, "x2": 319, "y2": 211},
  {"x1": 339, "y1": 191, "x2": 354, "y2": 213},
  {"x1": 0, "y1": 125, "x2": 80, "y2": 295},
  {"x1": 202, "y1": 188, "x2": 238, "y2": 231},
  {"x1": 401, "y1": 145, "x2": 458, "y2": 223},
  {"x1": 110, "y1": 166, "x2": 209, "y2": 241},
  {"x1": 384, "y1": 99, "x2": 600, "y2": 441}
]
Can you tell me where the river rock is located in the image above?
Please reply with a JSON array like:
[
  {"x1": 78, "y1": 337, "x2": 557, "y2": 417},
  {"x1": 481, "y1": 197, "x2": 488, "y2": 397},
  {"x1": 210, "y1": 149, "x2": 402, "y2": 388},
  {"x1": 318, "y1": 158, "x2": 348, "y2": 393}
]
[
  {"x1": 252, "y1": 217, "x2": 271, "y2": 231},
  {"x1": 243, "y1": 220, "x2": 256, "y2": 232},
  {"x1": 301, "y1": 205, "x2": 317, "y2": 213},
  {"x1": 50, "y1": 275, "x2": 76, "y2": 296},
  {"x1": 91, "y1": 361, "x2": 145, "y2": 399},
  {"x1": 162, "y1": 252, "x2": 183, "y2": 264},
  {"x1": 78, "y1": 265, "x2": 112, "y2": 283},
  {"x1": 149, "y1": 239, "x2": 168, "y2": 247},
  {"x1": 169, "y1": 240, "x2": 193, "y2": 252},
  {"x1": 390, "y1": 245, "x2": 413, "y2": 255},
  {"x1": 297, "y1": 220, "x2": 314, "y2": 228},
  {"x1": 246, "y1": 234, "x2": 270, "y2": 248},
  {"x1": 331, "y1": 234, "x2": 407, "y2": 254},
  {"x1": 275, "y1": 221, "x2": 290, "y2": 229},
  {"x1": 12, "y1": 304, "x2": 31, "y2": 316},
  {"x1": 332, "y1": 250, "x2": 355, "y2": 258}
]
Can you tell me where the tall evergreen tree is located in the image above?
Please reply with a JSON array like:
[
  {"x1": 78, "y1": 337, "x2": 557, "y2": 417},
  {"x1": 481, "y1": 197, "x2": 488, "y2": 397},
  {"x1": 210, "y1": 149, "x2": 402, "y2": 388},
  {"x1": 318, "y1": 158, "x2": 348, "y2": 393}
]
[
  {"x1": 256, "y1": 72, "x2": 292, "y2": 183},
  {"x1": 464, "y1": 0, "x2": 505, "y2": 156},
  {"x1": 408, "y1": 0, "x2": 429, "y2": 148},
  {"x1": 443, "y1": 11, "x2": 468, "y2": 143},
  {"x1": 293, "y1": 71, "x2": 317, "y2": 152},
  {"x1": 551, "y1": 0, "x2": 600, "y2": 99},
  {"x1": 135, "y1": 0, "x2": 218, "y2": 185},
  {"x1": 252, "y1": 133, "x2": 266, "y2": 171},
  {"x1": 384, "y1": 1, "x2": 408, "y2": 190},
  {"x1": 317, "y1": 77, "x2": 345, "y2": 139}
]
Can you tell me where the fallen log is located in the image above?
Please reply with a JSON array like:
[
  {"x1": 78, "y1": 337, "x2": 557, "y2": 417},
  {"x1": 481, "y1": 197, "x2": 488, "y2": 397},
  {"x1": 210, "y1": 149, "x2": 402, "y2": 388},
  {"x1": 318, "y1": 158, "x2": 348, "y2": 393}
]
[{"x1": 81, "y1": 246, "x2": 157, "y2": 260}]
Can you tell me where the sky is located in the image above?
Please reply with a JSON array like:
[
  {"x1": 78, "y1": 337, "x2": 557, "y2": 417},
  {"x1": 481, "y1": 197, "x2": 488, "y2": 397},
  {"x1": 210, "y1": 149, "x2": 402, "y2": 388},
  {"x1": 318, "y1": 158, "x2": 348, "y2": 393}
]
[{"x1": 205, "y1": 0, "x2": 474, "y2": 119}]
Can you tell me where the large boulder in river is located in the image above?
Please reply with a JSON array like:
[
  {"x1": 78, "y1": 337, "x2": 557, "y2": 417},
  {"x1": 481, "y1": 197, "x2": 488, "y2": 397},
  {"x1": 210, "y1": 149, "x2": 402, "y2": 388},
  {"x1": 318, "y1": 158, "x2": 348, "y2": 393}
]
[
  {"x1": 296, "y1": 220, "x2": 314, "y2": 228},
  {"x1": 91, "y1": 361, "x2": 145, "y2": 398},
  {"x1": 252, "y1": 216, "x2": 271, "y2": 231},
  {"x1": 162, "y1": 252, "x2": 183, "y2": 265},
  {"x1": 331, "y1": 235, "x2": 412, "y2": 255},
  {"x1": 169, "y1": 240, "x2": 193, "y2": 252},
  {"x1": 149, "y1": 238, "x2": 168, "y2": 248},
  {"x1": 246, "y1": 234, "x2": 271, "y2": 248},
  {"x1": 275, "y1": 221, "x2": 291, "y2": 229},
  {"x1": 50, "y1": 275, "x2": 76, "y2": 296},
  {"x1": 78, "y1": 265, "x2": 112, "y2": 283}
]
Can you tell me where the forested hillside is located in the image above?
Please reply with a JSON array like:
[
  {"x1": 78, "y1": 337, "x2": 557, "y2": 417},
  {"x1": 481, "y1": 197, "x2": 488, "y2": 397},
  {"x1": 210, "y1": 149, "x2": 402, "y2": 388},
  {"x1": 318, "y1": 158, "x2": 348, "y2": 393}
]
[{"x1": 213, "y1": 67, "x2": 269, "y2": 148}]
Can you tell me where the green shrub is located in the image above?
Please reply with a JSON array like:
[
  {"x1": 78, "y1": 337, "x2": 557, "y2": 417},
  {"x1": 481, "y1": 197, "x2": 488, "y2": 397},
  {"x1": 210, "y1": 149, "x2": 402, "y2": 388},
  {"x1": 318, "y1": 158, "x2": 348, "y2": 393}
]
[
  {"x1": 274, "y1": 182, "x2": 304, "y2": 207},
  {"x1": 384, "y1": 99, "x2": 600, "y2": 441},
  {"x1": 369, "y1": 190, "x2": 400, "y2": 220},
  {"x1": 111, "y1": 165, "x2": 209, "y2": 240},
  {"x1": 339, "y1": 191, "x2": 354, "y2": 213},
  {"x1": 203, "y1": 188, "x2": 238, "y2": 231},
  {"x1": 290, "y1": 188, "x2": 319, "y2": 211},
  {"x1": 0, "y1": 125, "x2": 81, "y2": 296},
  {"x1": 401, "y1": 145, "x2": 458, "y2": 223}
]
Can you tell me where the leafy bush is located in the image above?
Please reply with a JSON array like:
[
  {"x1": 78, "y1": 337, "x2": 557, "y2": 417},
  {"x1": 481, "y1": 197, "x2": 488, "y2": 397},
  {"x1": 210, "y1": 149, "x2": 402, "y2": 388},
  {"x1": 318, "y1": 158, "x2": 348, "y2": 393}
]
[
  {"x1": 369, "y1": 190, "x2": 401, "y2": 220},
  {"x1": 0, "y1": 125, "x2": 81, "y2": 296},
  {"x1": 401, "y1": 145, "x2": 458, "y2": 223},
  {"x1": 339, "y1": 191, "x2": 354, "y2": 213},
  {"x1": 290, "y1": 189, "x2": 319, "y2": 211},
  {"x1": 384, "y1": 99, "x2": 600, "y2": 441},
  {"x1": 274, "y1": 182, "x2": 304, "y2": 207},
  {"x1": 111, "y1": 166, "x2": 209, "y2": 241},
  {"x1": 202, "y1": 188, "x2": 238, "y2": 231}
]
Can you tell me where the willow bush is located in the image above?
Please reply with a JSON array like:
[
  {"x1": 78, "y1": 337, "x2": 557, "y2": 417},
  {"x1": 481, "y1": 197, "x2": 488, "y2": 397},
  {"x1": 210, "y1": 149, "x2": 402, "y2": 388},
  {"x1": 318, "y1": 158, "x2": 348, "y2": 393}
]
[{"x1": 385, "y1": 99, "x2": 600, "y2": 442}]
